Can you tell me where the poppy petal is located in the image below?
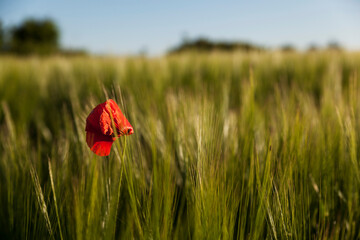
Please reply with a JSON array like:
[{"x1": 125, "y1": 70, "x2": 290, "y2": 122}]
[
  {"x1": 85, "y1": 99, "x2": 133, "y2": 156},
  {"x1": 86, "y1": 102, "x2": 113, "y2": 136},
  {"x1": 86, "y1": 131, "x2": 114, "y2": 156},
  {"x1": 106, "y1": 99, "x2": 134, "y2": 136}
]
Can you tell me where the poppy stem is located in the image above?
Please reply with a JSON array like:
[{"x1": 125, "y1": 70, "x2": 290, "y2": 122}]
[
  {"x1": 122, "y1": 136, "x2": 127, "y2": 161},
  {"x1": 48, "y1": 160, "x2": 64, "y2": 240},
  {"x1": 113, "y1": 136, "x2": 126, "y2": 237}
]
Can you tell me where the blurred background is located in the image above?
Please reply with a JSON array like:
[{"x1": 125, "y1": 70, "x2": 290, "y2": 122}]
[
  {"x1": 1, "y1": 0, "x2": 360, "y2": 56},
  {"x1": 2, "y1": 1, "x2": 360, "y2": 239}
]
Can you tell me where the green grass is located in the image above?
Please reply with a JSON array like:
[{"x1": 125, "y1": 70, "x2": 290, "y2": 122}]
[{"x1": 1, "y1": 51, "x2": 360, "y2": 239}]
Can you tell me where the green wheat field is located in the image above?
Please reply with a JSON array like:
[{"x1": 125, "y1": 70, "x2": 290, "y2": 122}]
[{"x1": 1, "y1": 51, "x2": 360, "y2": 239}]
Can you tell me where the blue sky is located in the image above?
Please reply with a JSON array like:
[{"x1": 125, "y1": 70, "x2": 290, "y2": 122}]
[{"x1": 1, "y1": 0, "x2": 360, "y2": 55}]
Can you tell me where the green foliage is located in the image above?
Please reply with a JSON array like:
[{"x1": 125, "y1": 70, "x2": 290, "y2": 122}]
[
  {"x1": 280, "y1": 44, "x2": 296, "y2": 52},
  {"x1": 10, "y1": 18, "x2": 59, "y2": 55},
  {"x1": 0, "y1": 21, "x2": 3, "y2": 50},
  {"x1": 0, "y1": 51, "x2": 360, "y2": 239},
  {"x1": 169, "y1": 38, "x2": 263, "y2": 54}
]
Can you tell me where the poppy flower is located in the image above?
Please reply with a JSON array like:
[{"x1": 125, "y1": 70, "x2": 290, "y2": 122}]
[{"x1": 85, "y1": 99, "x2": 133, "y2": 156}]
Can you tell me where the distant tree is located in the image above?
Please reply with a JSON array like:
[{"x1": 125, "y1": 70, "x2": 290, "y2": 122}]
[
  {"x1": 60, "y1": 48, "x2": 88, "y2": 56},
  {"x1": 327, "y1": 41, "x2": 342, "y2": 51},
  {"x1": 168, "y1": 37, "x2": 263, "y2": 54},
  {"x1": 307, "y1": 43, "x2": 320, "y2": 52},
  {"x1": 0, "y1": 21, "x2": 3, "y2": 51},
  {"x1": 10, "y1": 18, "x2": 59, "y2": 55},
  {"x1": 280, "y1": 44, "x2": 296, "y2": 52}
]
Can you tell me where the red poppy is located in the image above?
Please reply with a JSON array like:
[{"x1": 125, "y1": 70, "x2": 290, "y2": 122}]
[{"x1": 85, "y1": 99, "x2": 134, "y2": 156}]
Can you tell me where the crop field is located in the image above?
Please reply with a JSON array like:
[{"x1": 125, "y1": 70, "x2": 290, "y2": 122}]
[{"x1": 1, "y1": 51, "x2": 360, "y2": 239}]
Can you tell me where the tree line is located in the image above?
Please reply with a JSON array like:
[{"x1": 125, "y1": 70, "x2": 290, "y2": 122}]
[
  {"x1": 0, "y1": 18, "x2": 343, "y2": 56},
  {"x1": 0, "y1": 18, "x2": 86, "y2": 56},
  {"x1": 168, "y1": 38, "x2": 343, "y2": 54}
]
